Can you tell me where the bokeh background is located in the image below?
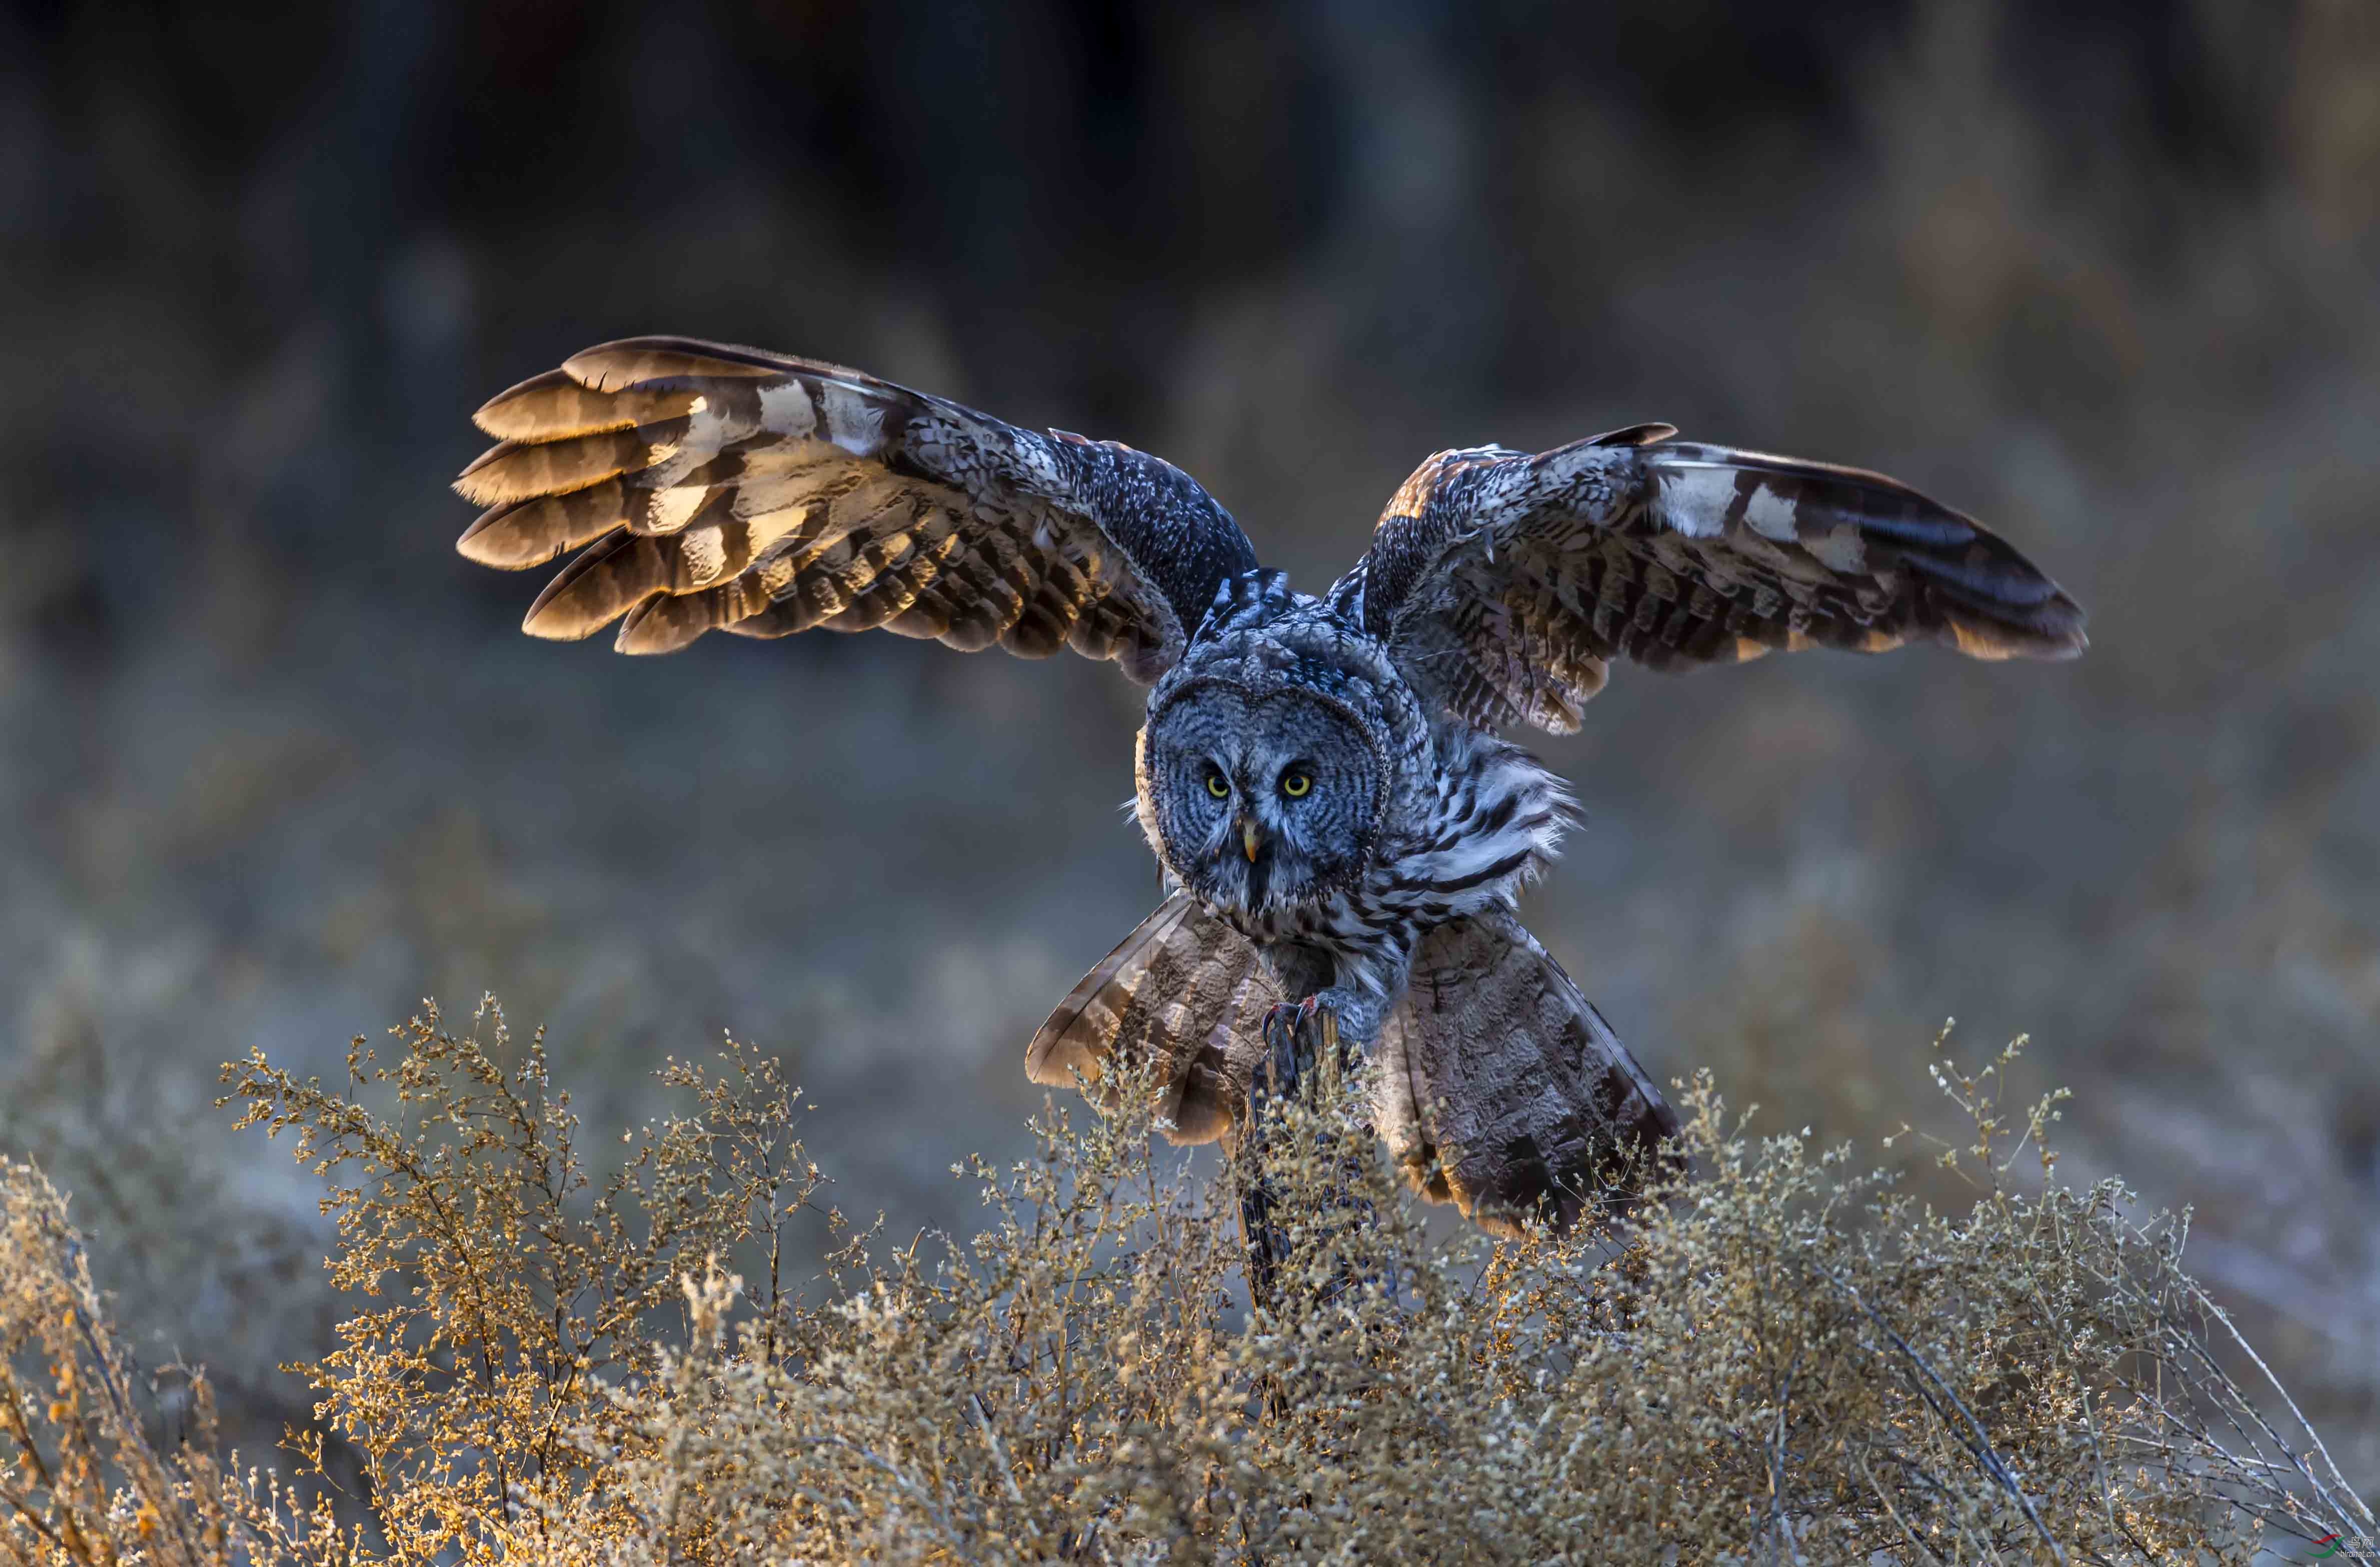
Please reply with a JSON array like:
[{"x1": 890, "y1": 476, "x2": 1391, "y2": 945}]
[{"x1": 4, "y1": 0, "x2": 2375, "y2": 1476}]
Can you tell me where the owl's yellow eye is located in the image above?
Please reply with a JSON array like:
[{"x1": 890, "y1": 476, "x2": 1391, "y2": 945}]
[
  {"x1": 1281, "y1": 770, "x2": 1312, "y2": 798},
  {"x1": 1205, "y1": 769, "x2": 1229, "y2": 799}
]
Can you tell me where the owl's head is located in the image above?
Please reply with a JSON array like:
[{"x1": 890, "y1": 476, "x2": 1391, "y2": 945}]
[{"x1": 1141, "y1": 679, "x2": 1383, "y2": 917}]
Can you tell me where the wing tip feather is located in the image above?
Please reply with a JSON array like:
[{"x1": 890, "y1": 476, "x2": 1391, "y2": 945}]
[
  {"x1": 519, "y1": 536, "x2": 652, "y2": 642},
  {"x1": 456, "y1": 506, "x2": 542, "y2": 569},
  {"x1": 454, "y1": 426, "x2": 666, "y2": 508},
  {"x1": 472, "y1": 369, "x2": 558, "y2": 439},
  {"x1": 614, "y1": 596, "x2": 726, "y2": 655},
  {"x1": 561, "y1": 336, "x2": 793, "y2": 392},
  {"x1": 520, "y1": 608, "x2": 597, "y2": 642}
]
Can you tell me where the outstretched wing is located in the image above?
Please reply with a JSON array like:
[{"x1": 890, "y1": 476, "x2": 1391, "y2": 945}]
[
  {"x1": 455, "y1": 338, "x2": 1258, "y2": 681},
  {"x1": 1333, "y1": 428, "x2": 2086, "y2": 733}
]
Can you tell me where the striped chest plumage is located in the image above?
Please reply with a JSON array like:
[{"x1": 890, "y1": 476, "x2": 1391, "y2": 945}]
[{"x1": 1370, "y1": 728, "x2": 1575, "y2": 935}]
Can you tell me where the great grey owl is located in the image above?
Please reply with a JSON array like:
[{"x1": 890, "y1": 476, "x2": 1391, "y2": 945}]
[{"x1": 453, "y1": 337, "x2": 2085, "y2": 1234}]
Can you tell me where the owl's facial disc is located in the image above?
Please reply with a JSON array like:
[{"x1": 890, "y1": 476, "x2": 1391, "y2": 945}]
[{"x1": 1145, "y1": 683, "x2": 1380, "y2": 918}]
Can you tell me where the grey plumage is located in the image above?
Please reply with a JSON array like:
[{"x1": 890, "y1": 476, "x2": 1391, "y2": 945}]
[{"x1": 455, "y1": 337, "x2": 2086, "y2": 1232}]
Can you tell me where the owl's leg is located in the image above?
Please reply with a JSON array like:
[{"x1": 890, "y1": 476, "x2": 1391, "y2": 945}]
[
  {"x1": 1241, "y1": 948, "x2": 1407, "y2": 1320},
  {"x1": 1257, "y1": 994, "x2": 1325, "y2": 1096},
  {"x1": 1257, "y1": 986, "x2": 1382, "y2": 1100},
  {"x1": 1251, "y1": 940, "x2": 1403, "y2": 1098}
]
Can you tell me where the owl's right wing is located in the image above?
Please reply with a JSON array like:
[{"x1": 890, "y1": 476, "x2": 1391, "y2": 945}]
[{"x1": 454, "y1": 338, "x2": 1258, "y2": 683}]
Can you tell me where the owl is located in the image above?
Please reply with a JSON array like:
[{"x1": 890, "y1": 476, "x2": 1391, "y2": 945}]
[{"x1": 453, "y1": 338, "x2": 2085, "y2": 1234}]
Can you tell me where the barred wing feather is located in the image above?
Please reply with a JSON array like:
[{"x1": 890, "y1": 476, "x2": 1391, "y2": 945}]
[
  {"x1": 1339, "y1": 428, "x2": 2087, "y2": 733},
  {"x1": 455, "y1": 338, "x2": 1256, "y2": 682}
]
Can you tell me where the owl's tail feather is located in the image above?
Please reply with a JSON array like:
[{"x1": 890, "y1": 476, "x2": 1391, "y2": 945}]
[
  {"x1": 1028, "y1": 897, "x2": 1681, "y2": 1234},
  {"x1": 1372, "y1": 910, "x2": 1681, "y2": 1236},
  {"x1": 1024, "y1": 891, "x2": 1276, "y2": 1145}
]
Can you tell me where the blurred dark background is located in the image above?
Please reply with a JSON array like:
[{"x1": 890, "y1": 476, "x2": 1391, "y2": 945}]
[{"x1": 3, "y1": 0, "x2": 2375, "y2": 1473}]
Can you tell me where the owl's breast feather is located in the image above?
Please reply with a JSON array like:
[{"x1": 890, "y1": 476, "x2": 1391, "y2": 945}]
[{"x1": 1370, "y1": 730, "x2": 1578, "y2": 928}]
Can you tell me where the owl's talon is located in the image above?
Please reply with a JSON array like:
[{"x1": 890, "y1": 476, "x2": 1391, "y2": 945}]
[
  {"x1": 1258, "y1": 994, "x2": 1334, "y2": 1100},
  {"x1": 1259, "y1": 1000, "x2": 1307, "y2": 1096}
]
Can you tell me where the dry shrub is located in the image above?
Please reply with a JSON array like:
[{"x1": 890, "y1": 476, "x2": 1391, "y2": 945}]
[
  {"x1": 0, "y1": 1158, "x2": 351, "y2": 1564},
  {"x1": 1, "y1": 998, "x2": 2372, "y2": 1563}
]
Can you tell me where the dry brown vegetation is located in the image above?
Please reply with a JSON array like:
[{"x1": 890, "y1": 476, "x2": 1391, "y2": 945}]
[{"x1": 0, "y1": 999, "x2": 2369, "y2": 1564}]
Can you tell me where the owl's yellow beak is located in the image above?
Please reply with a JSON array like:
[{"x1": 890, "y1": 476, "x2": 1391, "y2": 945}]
[{"x1": 1241, "y1": 818, "x2": 1260, "y2": 862}]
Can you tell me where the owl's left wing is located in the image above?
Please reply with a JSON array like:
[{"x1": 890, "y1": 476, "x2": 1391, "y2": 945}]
[
  {"x1": 455, "y1": 338, "x2": 1257, "y2": 682},
  {"x1": 1334, "y1": 428, "x2": 2086, "y2": 733}
]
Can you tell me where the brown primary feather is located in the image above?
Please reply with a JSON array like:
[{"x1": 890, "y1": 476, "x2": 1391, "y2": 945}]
[
  {"x1": 459, "y1": 482, "x2": 636, "y2": 570},
  {"x1": 1028, "y1": 897, "x2": 1678, "y2": 1228},
  {"x1": 559, "y1": 337, "x2": 794, "y2": 390},
  {"x1": 455, "y1": 427, "x2": 673, "y2": 508},
  {"x1": 470, "y1": 367, "x2": 702, "y2": 443}
]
